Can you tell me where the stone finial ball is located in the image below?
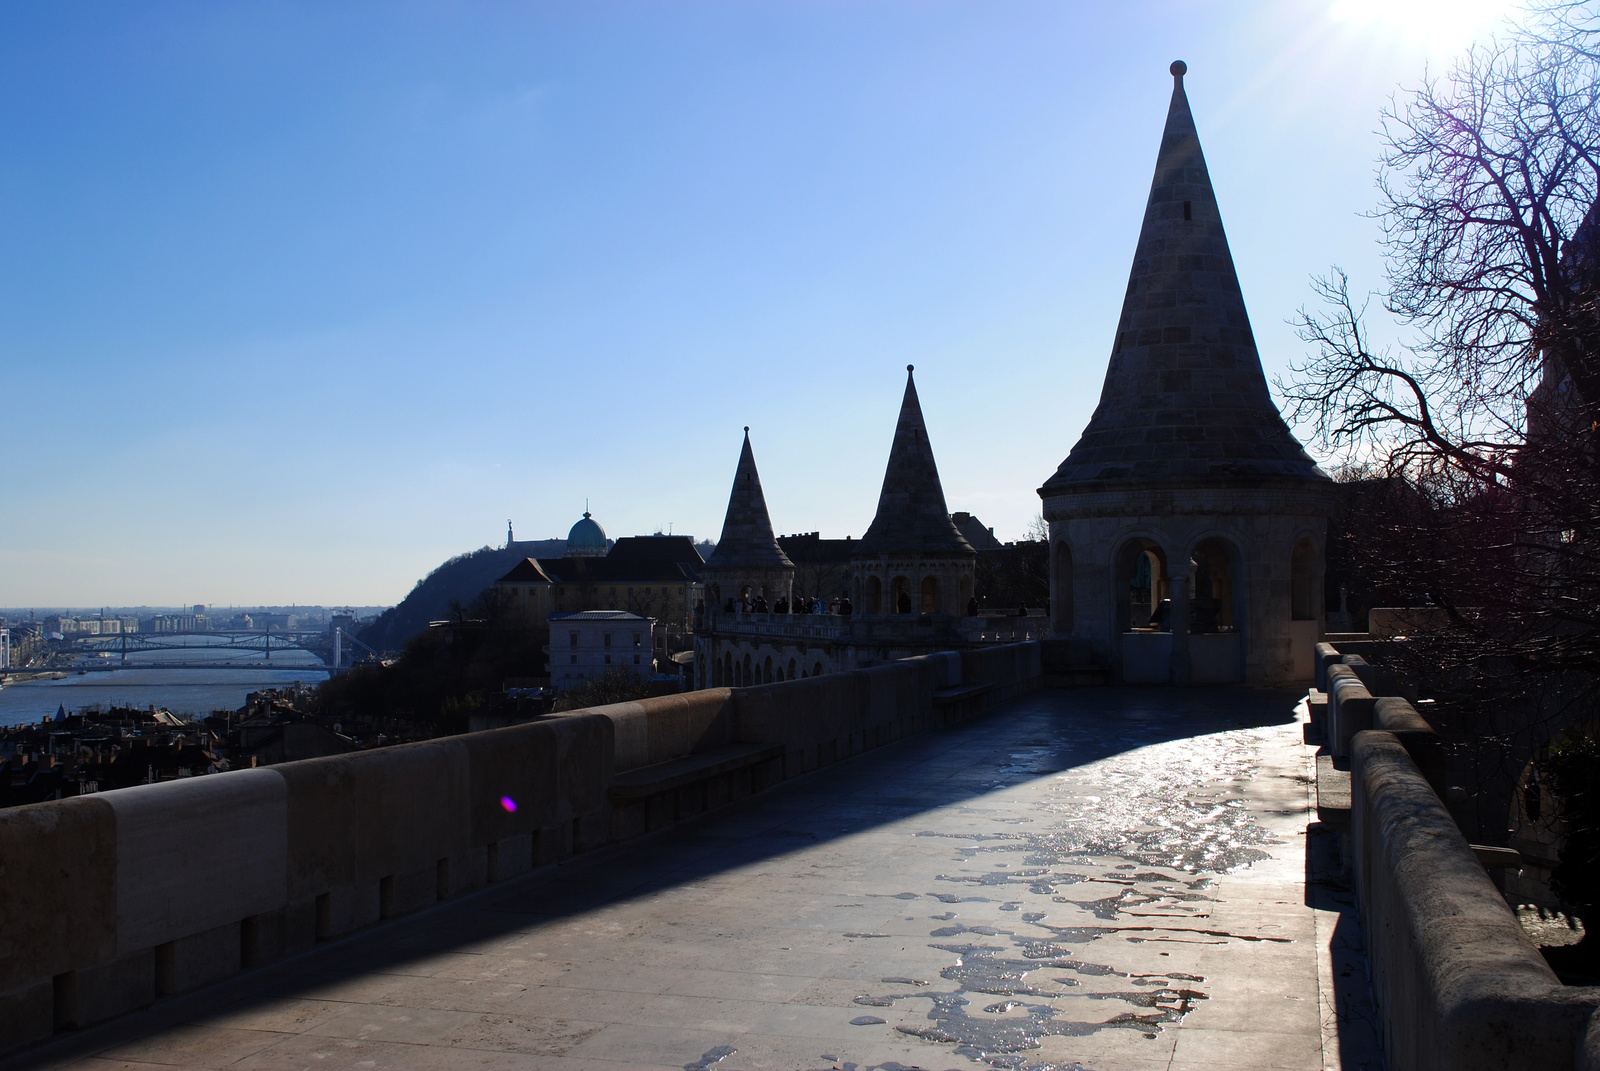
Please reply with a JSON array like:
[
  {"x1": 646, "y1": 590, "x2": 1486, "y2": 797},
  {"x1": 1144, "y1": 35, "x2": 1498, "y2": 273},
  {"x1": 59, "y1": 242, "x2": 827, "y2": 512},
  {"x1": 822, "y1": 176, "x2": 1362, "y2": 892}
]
[
  {"x1": 1170, "y1": 60, "x2": 1187, "y2": 77},
  {"x1": 907, "y1": 364, "x2": 915, "y2": 372}
]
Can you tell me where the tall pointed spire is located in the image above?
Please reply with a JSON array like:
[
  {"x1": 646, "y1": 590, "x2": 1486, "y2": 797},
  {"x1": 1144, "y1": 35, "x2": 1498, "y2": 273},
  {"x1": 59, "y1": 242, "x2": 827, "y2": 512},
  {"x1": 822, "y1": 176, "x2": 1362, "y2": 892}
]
[
  {"x1": 706, "y1": 427, "x2": 793, "y2": 570},
  {"x1": 859, "y1": 367, "x2": 974, "y2": 557},
  {"x1": 1041, "y1": 61, "x2": 1324, "y2": 495}
]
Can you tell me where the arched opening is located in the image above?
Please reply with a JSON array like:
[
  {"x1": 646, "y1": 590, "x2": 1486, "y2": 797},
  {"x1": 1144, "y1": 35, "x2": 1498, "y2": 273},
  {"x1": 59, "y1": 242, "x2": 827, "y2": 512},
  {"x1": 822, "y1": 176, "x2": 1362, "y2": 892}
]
[
  {"x1": 1188, "y1": 536, "x2": 1246, "y2": 684},
  {"x1": 1052, "y1": 541, "x2": 1075, "y2": 633},
  {"x1": 1114, "y1": 539, "x2": 1169, "y2": 633},
  {"x1": 788, "y1": 658, "x2": 797, "y2": 679},
  {"x1": 742, "y1": 653, "x2": 752, "y2": 685},
  {"x1": 1291, "y1": 538, "x2": 1319, "y2": 621},
  {"x1": 733, "y1": 659, "x2": 742, "y2": 687},
  {"x1": 812, "y1": 661, "x2": 823, "y2": 677},
  {"x1": 892, "y1": 576, "x2": 912, "y2": 614},
  {"x1": 1289, "y1": 536, "x2": 1321, "y2": 679},
  {"x1": 866, "y1": 576, "x2": 883, "y2": 615},
  {"x1": 763, "y1": 656, "x2": 773, "y2": 683},
  {"x1": 920, "y1": 576, "x2": 939, "y2": 615},
  {"x1": 1189, "y1": 539, "x2": 1239, "y2": 634}
]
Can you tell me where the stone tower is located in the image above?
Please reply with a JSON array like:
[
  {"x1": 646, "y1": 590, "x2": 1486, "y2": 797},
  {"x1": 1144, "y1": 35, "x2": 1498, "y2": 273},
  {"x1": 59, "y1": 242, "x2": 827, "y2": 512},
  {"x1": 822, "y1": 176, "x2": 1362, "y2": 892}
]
[
  {"x1": 1038, "y1": 62, "x2": 1332, "y2": 684},
  {"x1": 852, "y1": 366, "x2": 976, "y2": 617},
  {"x1": 702, "y1": 428, "x2": 795, "y2": 610}
]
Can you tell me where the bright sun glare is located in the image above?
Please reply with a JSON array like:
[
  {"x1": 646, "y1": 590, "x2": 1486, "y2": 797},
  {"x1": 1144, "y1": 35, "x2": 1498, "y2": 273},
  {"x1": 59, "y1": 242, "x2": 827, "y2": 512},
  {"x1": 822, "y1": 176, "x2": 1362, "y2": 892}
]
[{"x1": 1328, "y1": 0, "x2": 1514, "y2": 52}]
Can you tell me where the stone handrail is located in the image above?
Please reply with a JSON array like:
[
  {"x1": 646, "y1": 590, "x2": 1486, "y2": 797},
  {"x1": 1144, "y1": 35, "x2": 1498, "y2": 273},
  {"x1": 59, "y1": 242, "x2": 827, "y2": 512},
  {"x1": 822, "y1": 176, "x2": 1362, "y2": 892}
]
[
  {"x1": 1321, "y1": 638, "x2": 1600, "y2": 1069},
  {"x1": 1353, "y1": 731, "x2": 1600, "y2": 1069},
  {"x1": 700, "y1": 611, "x2": 850, "y2": 640},
  {"x1": 0, "y1": 641, "x2": 1041, "y2": 1057}
]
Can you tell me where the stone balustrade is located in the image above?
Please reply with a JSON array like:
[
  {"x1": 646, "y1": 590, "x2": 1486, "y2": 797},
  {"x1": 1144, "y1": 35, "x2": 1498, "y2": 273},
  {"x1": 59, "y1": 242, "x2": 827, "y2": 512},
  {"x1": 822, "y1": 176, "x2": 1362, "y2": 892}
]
[
  {"x1": 0, "y1": 641, "x2": 1040, "y2": 1058},
  {"x1": 1316, "y1": 639, "x2": 1600, "y2": 1070}
]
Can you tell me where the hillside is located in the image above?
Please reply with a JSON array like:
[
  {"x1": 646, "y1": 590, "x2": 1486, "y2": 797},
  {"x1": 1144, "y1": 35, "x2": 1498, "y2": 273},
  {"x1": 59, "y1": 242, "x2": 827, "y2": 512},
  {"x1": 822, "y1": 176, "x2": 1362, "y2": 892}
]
[{"x1": 359, "y1": 540, "x2": 565, "y2": 653}]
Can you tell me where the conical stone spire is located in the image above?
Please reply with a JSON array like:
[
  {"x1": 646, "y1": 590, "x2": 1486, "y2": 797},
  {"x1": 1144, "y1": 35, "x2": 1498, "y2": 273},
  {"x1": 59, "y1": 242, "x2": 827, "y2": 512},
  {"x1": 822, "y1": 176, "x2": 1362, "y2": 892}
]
[
  {"x1": 706, "y1": 428, "x2": 794, "y2": 570},
  {"x1": 858, "y1": 367, "x2": 974, "y2": 557},
  {"x1": 1041, "y1": 61, "x2": 1325, "y2": 495}
]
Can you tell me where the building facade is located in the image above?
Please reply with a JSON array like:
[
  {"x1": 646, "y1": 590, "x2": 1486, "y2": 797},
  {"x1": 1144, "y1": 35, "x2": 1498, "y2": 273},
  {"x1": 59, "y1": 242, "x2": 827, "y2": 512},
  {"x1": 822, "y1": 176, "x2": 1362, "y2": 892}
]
[
  {"x1": 497, "y1": 512, "x2": 704, "y2": 666},
  {"x1": 1038, "y1": 62, "x2": 1331, "y2": 685},
  {"x1": 548, "y1": 610, "x2": 656, "y2": 692}
]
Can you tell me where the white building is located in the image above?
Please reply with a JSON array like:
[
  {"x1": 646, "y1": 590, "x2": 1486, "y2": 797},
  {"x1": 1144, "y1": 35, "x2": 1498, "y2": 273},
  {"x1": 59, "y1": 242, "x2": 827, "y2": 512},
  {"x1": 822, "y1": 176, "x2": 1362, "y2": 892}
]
[{"x1": 548, "y1": 610, "x2": 655, "y2": 692}]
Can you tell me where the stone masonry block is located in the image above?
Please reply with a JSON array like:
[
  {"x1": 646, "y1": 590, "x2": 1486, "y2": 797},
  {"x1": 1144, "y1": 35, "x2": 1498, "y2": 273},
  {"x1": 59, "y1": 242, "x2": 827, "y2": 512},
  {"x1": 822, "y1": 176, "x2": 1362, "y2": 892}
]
[
  {"x1": 278, "y1": 738, "x2": 471, "y2": 903},
  {"x1": 0, "y1": 795, "x2": 116, "y2": 993},
  {"x1": 156, "y1": 921, "x2": 240, "y2": 996},
  {"x1": 71, "y1": 948, "x2": 156, "y2": 1029},
  {"x1": 0, "y1": 980, "x2": 53, "y2": 1052},
  {"x1": 250, "y1": 899, "x2": 317, "y2": 966},
  {"x1": 1327, "y1": 665, "x2": 1374, "y2": 760},
  {"x1": 106, "y1": 769, "x2": 288, "y2": 957}
]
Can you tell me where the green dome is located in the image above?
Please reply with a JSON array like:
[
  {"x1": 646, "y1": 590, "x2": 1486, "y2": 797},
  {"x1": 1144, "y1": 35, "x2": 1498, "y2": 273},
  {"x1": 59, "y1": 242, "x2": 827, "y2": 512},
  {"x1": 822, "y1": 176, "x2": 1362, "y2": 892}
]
[{"x1": 566, "y1": 511, "x2": 608, "y2": 553}]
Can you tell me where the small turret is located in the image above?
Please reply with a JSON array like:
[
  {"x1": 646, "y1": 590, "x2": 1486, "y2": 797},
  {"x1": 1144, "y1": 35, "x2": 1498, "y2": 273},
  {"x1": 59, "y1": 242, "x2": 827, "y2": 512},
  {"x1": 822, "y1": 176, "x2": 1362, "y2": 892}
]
[
  {"x1": 853, "y1": 368, "x2": 975, "y2": 617},
  {"x1": 703, "y1": 428, "x2": 794, "y2": 609},
  {"x1": 858, "y1": 366, "x2": 974, "y2": 557}
]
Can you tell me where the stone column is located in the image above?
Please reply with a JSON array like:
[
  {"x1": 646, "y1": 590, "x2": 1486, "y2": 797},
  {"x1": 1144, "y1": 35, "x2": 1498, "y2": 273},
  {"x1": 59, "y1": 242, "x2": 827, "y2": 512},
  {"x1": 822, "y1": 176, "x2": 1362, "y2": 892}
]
[{"x1": 1168, "y1": 562, "x2": 1191, "y2": 684}]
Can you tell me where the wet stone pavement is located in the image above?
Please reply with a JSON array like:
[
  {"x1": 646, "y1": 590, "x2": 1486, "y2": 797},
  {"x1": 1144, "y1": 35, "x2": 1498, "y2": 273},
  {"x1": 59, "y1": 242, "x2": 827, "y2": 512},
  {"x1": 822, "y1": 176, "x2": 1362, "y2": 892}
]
[{"x1": 15, "y1": 687, "x2": 1383, "y2": 1071}]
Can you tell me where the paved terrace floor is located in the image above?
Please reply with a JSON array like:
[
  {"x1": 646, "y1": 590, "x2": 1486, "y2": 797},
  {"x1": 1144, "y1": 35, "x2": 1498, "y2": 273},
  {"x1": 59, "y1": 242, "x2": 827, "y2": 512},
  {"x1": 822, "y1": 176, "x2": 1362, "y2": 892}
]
[{"x1": 10, "y1": 688, "x2": 1383, "y2": 1071}]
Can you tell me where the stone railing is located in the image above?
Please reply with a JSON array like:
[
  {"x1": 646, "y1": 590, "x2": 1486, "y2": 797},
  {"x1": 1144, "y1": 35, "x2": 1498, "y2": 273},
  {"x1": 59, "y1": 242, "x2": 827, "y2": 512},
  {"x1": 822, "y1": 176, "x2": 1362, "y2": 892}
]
[
  {"x1": 956, "y1": 617, "x2": 1050, "y2": 644},
  {"x1": 0, "y1": 641, "x2": 1040, "y2": 1058},
  {"x1": 700, "y1": 610, "x2": 850, "y2": 641},
  {"x1": 1314, "y1": 639, "x2": 1600, "y2": 1070}
]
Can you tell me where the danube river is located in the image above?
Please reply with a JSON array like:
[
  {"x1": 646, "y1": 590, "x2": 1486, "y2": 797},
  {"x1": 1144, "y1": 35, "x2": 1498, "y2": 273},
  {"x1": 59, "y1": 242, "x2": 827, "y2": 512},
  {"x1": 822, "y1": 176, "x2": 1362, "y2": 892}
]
[{"x1": 0, "y1": 637, "x2": 328, "y2": 727}]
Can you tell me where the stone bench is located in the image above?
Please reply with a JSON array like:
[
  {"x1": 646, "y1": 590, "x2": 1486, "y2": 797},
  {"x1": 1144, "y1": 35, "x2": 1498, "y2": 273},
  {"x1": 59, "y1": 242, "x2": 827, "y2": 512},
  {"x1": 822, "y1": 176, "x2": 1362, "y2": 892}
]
[
  {"x1": 932, "y1": 682, "x2": 994, "y2": 705},
  {"x1": 609, "y1": 742, "x2": 784, "y2": 839}
]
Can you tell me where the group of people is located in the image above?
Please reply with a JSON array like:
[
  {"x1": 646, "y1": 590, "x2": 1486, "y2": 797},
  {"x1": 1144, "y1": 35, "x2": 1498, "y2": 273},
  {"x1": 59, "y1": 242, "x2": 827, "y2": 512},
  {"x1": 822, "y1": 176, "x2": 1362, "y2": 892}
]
[{"x1": 718, "y1": 592, "x2": 853, "y2": 617}]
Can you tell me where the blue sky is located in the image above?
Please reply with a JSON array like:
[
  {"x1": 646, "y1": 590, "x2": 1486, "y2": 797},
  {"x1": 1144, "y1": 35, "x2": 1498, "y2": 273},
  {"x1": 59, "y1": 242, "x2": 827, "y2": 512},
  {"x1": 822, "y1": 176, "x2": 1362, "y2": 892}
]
[{"x1": 0, "y1": 0, "x2": 1514, "y2": 607}]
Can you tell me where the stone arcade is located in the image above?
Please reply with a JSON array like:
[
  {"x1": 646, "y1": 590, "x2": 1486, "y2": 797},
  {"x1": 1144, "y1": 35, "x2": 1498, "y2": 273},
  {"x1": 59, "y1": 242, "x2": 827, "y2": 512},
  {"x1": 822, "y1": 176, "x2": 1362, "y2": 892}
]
[
  {"x1": 1039, "y1": 61, "x2": 1332, "y2": 685},
  {"x1": 694, "y1": 367, "x2": 1003, "y2": 688}
]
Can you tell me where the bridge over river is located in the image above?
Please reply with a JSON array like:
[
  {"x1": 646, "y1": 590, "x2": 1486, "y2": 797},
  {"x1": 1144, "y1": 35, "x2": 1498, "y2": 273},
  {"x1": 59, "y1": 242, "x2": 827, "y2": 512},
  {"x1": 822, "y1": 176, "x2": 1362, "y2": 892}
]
[
  {"x1": 53, "y1": 629, "x2": 383, "y2": 674},
  {"x1": 5, "y1": 687, "x2": 1382, "y2": 1071}
]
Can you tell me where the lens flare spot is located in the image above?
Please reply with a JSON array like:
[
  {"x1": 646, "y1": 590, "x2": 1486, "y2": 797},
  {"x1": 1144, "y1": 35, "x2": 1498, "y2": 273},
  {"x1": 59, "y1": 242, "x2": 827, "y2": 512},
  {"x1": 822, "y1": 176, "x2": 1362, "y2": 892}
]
[{"x1": 500, "y1": 796, "x2": 517, "y2": 813}]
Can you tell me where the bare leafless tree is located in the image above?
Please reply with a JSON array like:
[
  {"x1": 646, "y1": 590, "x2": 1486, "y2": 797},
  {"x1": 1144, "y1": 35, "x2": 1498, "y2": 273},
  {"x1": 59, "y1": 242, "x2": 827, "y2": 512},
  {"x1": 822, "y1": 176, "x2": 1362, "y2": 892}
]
[
  {"x1": 1283, "y1": 8, "x2": 1600, "y2": 476},
  {"x1": 1280, "y1": 4, "x2": 1600, "y2": 855}
]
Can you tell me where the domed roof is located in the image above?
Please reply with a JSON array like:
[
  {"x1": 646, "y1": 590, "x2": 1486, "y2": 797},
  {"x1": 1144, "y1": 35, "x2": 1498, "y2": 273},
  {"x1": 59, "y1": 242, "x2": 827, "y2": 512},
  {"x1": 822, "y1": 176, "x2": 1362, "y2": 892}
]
[{"x1": 566, "y1": 511, "x2": 608, "y2": 553}]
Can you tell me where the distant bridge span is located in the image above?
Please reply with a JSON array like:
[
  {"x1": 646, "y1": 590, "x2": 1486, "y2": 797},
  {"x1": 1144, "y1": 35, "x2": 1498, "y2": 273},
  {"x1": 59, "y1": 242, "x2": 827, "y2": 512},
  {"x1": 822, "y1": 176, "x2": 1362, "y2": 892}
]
[{"x1": 69, "y1": 628, "x2": 380, "y2": 671}]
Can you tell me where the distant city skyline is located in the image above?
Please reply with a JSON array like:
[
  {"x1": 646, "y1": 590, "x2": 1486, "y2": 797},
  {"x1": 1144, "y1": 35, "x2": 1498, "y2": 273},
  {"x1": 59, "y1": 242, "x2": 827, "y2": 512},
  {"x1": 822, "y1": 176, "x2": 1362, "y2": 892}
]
[{"x1": 1, "y1": 1, "x2": 1516, "y2": 605}]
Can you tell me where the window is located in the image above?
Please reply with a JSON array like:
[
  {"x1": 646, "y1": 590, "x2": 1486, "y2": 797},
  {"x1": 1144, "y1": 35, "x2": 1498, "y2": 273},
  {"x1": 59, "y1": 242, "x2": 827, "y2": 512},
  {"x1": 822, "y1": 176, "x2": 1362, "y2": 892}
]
[
  {"x1": 604, "y1": 654, "x2": 612, "y2": 665},
  {"x1": 603, "y1": 632, "x2": 612, "y2": 648},
  {"x1": 633, "y1": 654, "x2": 640, "y2": 665},
  {"x1": 632, "y1": 632, "x2": 641, "y2": 647},
  {"x1": 570, "y1": 654, "x2": 577, "y2": 665},
  {"x1": 645, "y1": 587, "x2": 652, "y2": 595},
  {"x1": 569, "y1": 631, "x2": 578, "y2": 648}
]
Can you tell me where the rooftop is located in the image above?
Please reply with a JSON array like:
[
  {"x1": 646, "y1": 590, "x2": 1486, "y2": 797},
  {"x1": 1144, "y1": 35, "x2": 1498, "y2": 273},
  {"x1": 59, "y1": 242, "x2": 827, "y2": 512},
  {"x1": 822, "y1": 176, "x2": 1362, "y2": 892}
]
[{"x1": 1041, "y1": 62, "x2": 1326, "y2": 496}]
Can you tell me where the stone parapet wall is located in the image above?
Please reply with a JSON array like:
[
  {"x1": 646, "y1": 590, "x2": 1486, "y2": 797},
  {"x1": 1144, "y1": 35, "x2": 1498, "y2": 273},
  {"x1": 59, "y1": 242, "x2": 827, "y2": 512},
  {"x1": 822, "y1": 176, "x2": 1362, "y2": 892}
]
[
  {"x1": 0, "y1": 642, "x2": 1040, "y2": 1058},
  {"x1": 1353, "y1": 731, "x2": 1600, "y2": 1070},
  {"x1": 1325, "y1": 639, "x2": 1600, "y2": 1069}
]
